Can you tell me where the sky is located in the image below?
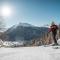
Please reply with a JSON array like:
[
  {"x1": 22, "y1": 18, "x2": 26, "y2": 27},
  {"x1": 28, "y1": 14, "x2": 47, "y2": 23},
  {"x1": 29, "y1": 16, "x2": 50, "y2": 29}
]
[{"x1": 0, "y1": 0, "x2": 60, "y2": 28}]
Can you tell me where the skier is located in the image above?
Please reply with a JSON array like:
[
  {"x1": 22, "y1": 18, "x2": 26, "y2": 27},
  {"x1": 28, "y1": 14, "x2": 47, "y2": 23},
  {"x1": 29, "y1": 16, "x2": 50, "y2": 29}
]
[{"x1": 49, "y1": 21, "x2": 58, "y2": 45}]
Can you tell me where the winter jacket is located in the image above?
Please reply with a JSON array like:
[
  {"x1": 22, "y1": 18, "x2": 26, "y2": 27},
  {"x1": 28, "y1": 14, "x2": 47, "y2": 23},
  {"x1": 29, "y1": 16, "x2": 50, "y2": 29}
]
[{"x1": 49, "y1": 24, "x2": 58, "y2": 32}]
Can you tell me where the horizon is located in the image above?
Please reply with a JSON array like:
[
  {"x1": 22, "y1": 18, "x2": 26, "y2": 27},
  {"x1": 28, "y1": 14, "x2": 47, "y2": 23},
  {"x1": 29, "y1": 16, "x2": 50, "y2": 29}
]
[{"x1": 0, "y1": 0, "x2": 60, "y2": 28}]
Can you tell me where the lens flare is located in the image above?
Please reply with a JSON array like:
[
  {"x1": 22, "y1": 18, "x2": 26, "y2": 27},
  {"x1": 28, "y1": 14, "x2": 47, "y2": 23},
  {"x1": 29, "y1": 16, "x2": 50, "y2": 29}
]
[{"x1": 1, "y1": 6, "x2": 12, "y2": 17}]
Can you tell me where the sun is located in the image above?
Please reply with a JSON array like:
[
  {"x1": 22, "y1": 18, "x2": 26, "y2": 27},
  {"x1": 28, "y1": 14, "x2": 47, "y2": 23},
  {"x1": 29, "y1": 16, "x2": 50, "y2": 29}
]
[{"x1": 1, "y1": 6, "x2": 12, "y2": 17}]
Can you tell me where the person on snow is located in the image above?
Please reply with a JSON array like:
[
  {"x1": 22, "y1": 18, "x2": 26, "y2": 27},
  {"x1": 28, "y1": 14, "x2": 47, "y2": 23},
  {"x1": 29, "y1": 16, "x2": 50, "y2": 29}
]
[{"x1": 49, "y1": 21, "x2": 58, "y2": 45}]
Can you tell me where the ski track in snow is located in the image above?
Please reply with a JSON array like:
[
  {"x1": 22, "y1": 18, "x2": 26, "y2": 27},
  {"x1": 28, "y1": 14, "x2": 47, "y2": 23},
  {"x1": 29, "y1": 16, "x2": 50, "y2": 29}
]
[{"x1": 0, "y1": 46, "x2": 60, "y2": 60}]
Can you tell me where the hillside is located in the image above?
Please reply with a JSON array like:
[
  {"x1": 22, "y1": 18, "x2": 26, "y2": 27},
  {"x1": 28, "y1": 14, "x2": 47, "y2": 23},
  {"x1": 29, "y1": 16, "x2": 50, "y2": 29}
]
[
  {"x1": 32, "y1": 24, "x2": 60, "y2": 46},
  {"x1": 1, "y1": 23, "x2": 48, "y2": 41},
  {"x1": 1, "y1": 23, "x2": 60, "y2": 46}
]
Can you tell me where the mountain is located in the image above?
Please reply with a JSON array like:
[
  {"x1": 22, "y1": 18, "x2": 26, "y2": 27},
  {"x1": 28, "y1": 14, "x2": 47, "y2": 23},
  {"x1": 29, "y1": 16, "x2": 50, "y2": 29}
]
[
  {"x1": 6, "y1": 23, "x2": 35, "y2": 33},
  {"x1": 1, "y1": 23, "x2": 60, "y2": 46},
  {"x1": 2, "y1": 23, "x2": 48, "y2": 42},
  {"x1": 18, "y1": 23, "x2": 34, "y2": 27}
]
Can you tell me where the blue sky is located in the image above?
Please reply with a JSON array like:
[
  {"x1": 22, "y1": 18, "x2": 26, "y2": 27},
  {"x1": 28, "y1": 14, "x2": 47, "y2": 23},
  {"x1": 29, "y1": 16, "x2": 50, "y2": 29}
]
[{"x1": 0, "y1": 0, "x2": 60, "y2": 28}]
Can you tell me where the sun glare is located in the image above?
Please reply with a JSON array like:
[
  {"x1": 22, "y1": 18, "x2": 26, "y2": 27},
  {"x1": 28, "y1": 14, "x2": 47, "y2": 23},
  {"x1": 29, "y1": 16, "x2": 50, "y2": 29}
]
[{"x1": 1, "y1": 6, "x2": 12, "y2": 17}]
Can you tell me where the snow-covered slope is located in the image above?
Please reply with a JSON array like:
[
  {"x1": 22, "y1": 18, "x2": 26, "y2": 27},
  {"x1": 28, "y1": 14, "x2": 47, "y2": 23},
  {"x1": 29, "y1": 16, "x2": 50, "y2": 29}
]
[{"x1": 0, "y1": 46, "x2": 60, "y2": 60}]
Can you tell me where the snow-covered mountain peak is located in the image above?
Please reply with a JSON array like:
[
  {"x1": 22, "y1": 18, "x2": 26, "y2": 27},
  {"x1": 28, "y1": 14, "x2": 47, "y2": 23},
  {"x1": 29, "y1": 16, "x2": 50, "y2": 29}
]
[{"x1": 18, "y1": 23, "x2": 34, "y2": 27}]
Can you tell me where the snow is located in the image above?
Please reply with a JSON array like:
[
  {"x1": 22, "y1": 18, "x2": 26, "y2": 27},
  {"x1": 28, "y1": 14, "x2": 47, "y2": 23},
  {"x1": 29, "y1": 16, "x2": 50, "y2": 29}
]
[
  {"x1": 2, "y1": 41, "x2": 24, "y2": 47},
  {"x1": 0, "y1": 39, "x2": 3, "y2": 47},
  {"x1": 0, "y1": 39, "x2": 60, "y2": 60},
  {"x1": 57, "y1": 39, "x2": 60, "y2": 45},
  {"x1": 3, "y1": 41, "x2": 14, "y2": 47},
  {"x1": 0, "y1": 46, "x2": 60, "y2": 60}
]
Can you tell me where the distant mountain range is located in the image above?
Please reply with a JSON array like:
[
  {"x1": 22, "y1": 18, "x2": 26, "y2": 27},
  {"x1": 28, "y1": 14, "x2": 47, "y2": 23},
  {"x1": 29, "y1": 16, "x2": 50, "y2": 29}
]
[
  {"x1": 2, "y1": 23, "x2": 48, "y2": 42},
  {"x1": 0, "y1": 23, "x2": 60, "y2": 46}
]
